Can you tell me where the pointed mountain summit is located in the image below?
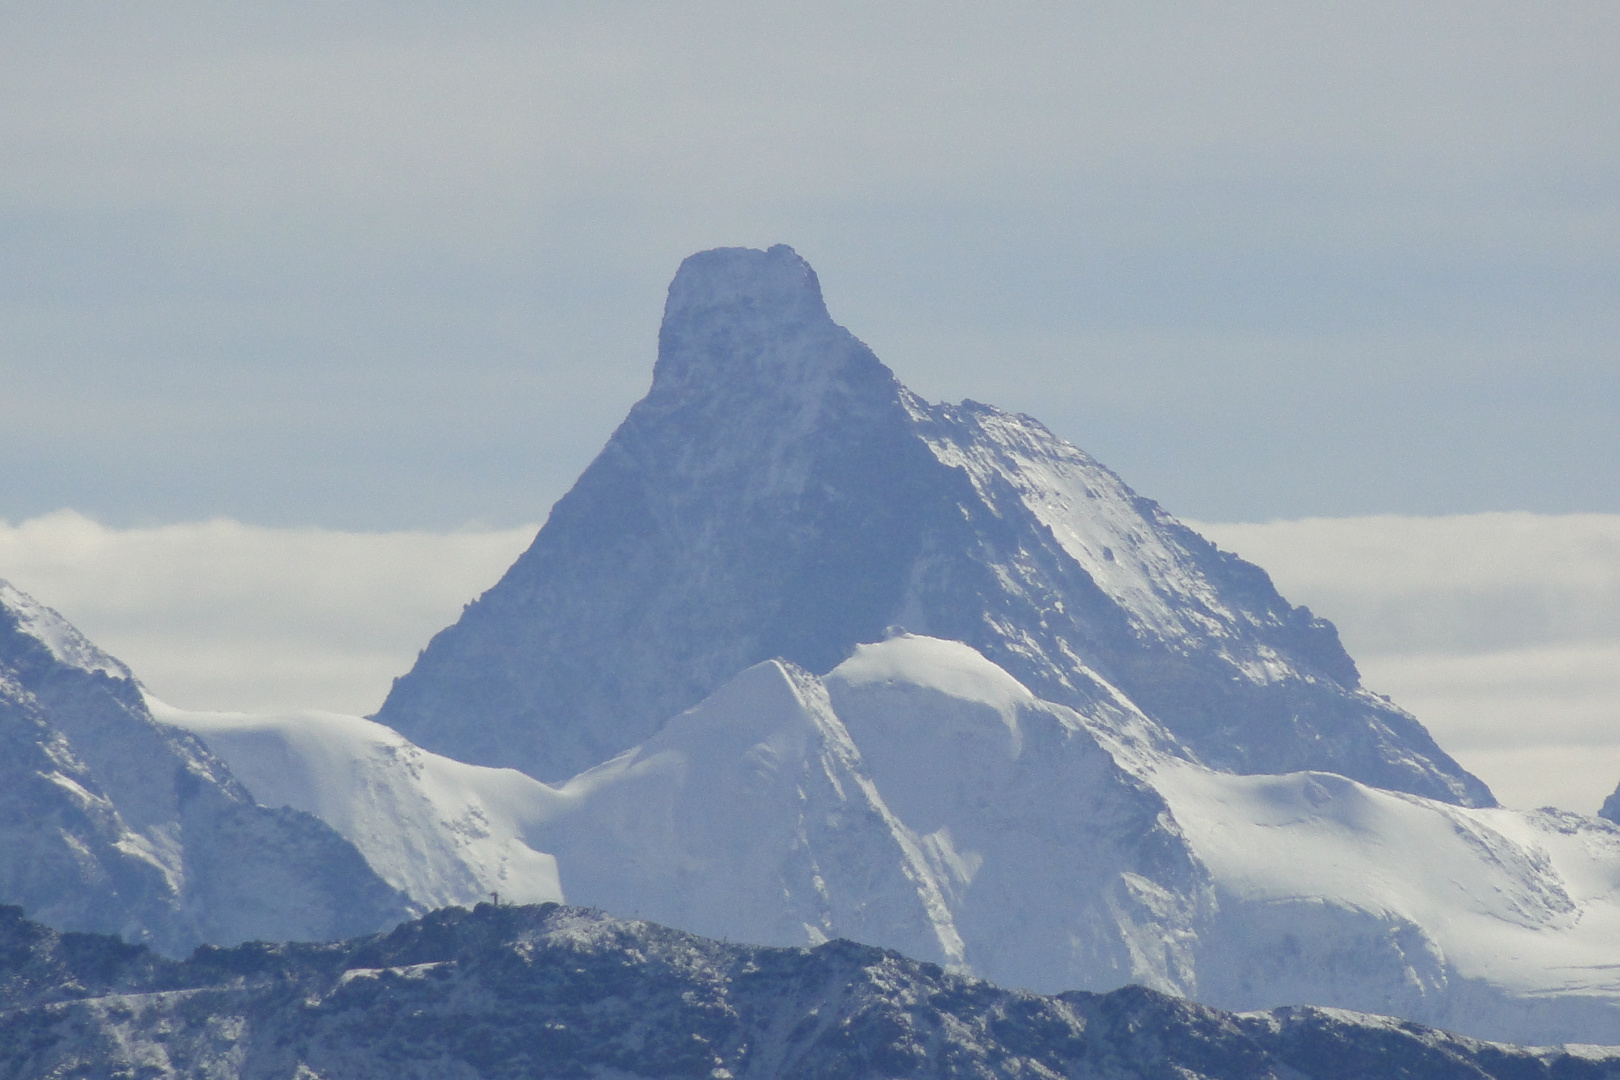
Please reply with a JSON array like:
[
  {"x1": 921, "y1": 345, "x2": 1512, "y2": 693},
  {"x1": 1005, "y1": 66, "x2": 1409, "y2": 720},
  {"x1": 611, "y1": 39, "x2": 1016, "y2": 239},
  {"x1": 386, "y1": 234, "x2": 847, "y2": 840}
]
[{"x1": 375, "y1": 245, "x2": 1490, "y2": 808}]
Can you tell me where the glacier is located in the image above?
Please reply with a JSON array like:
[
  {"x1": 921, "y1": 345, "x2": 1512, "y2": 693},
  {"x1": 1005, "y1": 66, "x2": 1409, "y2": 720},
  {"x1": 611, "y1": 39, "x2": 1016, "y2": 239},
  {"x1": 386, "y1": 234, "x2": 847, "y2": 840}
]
[
  {"x1": 168, "y1": 634, "x2": 1620, "y2": 1045},
  {"x1": 147, "y1": 700, "x2": 564, "y2": 912}
]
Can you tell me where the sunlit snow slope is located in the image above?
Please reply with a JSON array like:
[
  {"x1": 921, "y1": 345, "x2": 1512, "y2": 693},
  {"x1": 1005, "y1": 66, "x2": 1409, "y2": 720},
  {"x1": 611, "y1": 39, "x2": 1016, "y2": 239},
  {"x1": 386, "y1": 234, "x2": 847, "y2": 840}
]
[
  {"x1": 153, "y1": 701, "x2": 563, "y2": 911},
  {"x1": 1157, "y1": 760, "x2": 1620, "y2": 1042},
  {"x1": 171, "y1": 631, "x2": 1620, "y2": 1046}
]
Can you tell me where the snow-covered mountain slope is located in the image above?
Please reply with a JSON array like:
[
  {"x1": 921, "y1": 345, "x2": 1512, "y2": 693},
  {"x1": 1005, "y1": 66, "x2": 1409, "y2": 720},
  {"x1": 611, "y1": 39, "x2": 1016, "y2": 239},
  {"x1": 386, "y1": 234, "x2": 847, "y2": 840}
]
[
  {"x1": 153, "y1": 701, "x2": 563, "y2": 910},
  {"x1": 189, "y1": 644, "x2": 1201, "y2": 998},
  {"x1": 163, "y1": 664, "x2": 967, "y2": 969},
  {"x1": 194, "y1": 628, "x2": 1620, "y2": 1044},
  {"x1": 9, "y1": 903, "x2": 1613, "y2": 1080},
  {"x1": 373, "y1": 244, "x2": 1489, "y2": 808},
  {"x1": 527, "y1": 640, "x2": 1207, "y2": 998},
  {"x1": 572, "y1": 637, "x2": 1620, "y2": 1045},
  {"x1": 1153, "y1": 763, "x2": 1620, "y2": 1044},
  {"x1": 898, "y1": 399, "x2": 1487, "y2": 804},
  {"x1": 604, "y1": 639, "x2": 1620, "y2": 1044},
  {"x1": 821, "y1": 636, "x2": 1206, "y2": 995},
  {"x1": 527, "y1": 660, "x2": 966, "y2": 968},
  {"x1": 0, "y1": 578, "x2": 411, "y2": 956}
]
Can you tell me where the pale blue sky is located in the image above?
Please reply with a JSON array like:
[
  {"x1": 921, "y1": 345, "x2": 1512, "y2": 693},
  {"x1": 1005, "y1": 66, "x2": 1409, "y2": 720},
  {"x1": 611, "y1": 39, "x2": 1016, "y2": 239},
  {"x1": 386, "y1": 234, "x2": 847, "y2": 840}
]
[{"x1": 4, "y1": 2, "x2": 1616, "y2": 529}]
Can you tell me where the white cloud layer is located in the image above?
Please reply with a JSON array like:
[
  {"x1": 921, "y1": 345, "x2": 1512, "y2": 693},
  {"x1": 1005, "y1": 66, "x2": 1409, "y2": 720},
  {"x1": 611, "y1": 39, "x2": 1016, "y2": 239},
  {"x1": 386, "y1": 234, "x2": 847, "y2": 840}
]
[
  {"x1": 4, "y1": 509, "x2": 1616, "y2": 814},
  {"x1": 1195, "y1": 513, "x2": 1620, "y2": 814},
  {"x1": 0, "y1": 510, "x2": 535, "y2": 717}
]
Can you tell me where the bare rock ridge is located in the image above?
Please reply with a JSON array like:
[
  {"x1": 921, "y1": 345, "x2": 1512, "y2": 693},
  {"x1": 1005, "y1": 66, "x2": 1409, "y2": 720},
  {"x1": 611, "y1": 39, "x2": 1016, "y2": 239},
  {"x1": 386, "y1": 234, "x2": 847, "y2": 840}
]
[
  {"x1": 4, "y1": 902, "x2": 1616, "y2": 1080},
  {"x1": 375, "y1": 244, "x2": 1491, "y2": 807},
  {"x1": 0, "y1": 579, "x2": 411, "y2": 956}
]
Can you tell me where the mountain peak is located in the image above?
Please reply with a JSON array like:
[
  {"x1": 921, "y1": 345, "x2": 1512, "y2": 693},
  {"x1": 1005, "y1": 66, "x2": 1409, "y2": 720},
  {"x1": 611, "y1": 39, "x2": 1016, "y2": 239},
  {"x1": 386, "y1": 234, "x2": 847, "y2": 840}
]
[
  {"x1": 663, "y1": 243, "x2": 826, "y2": 328},
  {"x1": 378, "y1": 245, "x2": 1490, "y2": 809},
  {"x1": 652, "y1": 244, "x2": 867, "y2": 400}
]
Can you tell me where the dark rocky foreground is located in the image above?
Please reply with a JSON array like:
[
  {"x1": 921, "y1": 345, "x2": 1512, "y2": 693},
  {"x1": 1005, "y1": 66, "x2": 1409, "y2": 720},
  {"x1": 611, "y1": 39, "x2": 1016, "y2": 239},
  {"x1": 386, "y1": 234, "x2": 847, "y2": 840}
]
[{"x1": 1, "y1": 902, "x2": 1614, "y2": 1080}]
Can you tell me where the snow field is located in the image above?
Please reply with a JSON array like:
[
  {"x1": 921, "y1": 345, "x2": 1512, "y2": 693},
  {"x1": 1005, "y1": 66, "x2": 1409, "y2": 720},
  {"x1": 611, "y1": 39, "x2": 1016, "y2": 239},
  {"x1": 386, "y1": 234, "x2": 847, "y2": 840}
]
[{"x1": 156, "y1": 631, "x2": 1620, "y2": 1043}]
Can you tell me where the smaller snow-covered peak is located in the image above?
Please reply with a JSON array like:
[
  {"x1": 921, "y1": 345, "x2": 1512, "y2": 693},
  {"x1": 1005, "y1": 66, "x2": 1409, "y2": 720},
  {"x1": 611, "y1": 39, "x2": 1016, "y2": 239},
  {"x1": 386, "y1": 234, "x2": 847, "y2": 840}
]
[
  {"x1": 829, "y1": 634, "x2": 1036, "y2": 719},
  {"x1": 533, "y1": 658, "x2": 967, "y2": 966},
  {"x1": 566, "y1": 660, "x2": 846, "y2": 796},
  {"x1": 0, "y1": 578, "x2": 131, "y2": 682}
]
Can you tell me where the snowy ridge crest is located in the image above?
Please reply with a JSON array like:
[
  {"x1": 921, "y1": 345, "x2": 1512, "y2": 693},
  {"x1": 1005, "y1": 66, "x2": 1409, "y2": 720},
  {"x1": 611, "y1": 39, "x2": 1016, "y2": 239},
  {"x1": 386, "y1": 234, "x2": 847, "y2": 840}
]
[
  {"x1": 0, "y1": 578, "x2": 131, "y2": 682},
  {"x1": 177, "y1": 634, "x2": 1620, "y2": 1044},
  {"x1": 904, "y1": 394, "x2": 1260, "y2": 648}
]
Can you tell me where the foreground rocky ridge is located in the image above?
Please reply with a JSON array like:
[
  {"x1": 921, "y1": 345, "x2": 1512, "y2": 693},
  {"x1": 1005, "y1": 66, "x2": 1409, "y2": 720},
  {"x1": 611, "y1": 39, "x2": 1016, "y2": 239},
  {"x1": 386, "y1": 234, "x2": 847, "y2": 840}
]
[{"x1": 2, "y1": 902, "x2": 1615, "y2": 1080}]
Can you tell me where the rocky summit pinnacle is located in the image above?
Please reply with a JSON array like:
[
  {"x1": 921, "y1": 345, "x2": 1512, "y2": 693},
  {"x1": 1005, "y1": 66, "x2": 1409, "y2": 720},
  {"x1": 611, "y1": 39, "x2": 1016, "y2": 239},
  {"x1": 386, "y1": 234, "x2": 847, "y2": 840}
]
[
  {"x1": 654, "y1": 244, "x2": 838, "y2": 388},
  {"x1": 374, "y1": 245, "x2": 1491, "y2": 808}
]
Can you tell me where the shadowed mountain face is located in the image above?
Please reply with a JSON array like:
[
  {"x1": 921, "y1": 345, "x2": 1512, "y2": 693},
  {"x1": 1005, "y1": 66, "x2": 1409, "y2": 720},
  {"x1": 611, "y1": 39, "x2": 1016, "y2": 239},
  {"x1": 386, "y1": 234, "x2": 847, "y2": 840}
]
[
  {"x1": 375, "y1": 244, "x2": 1490, "y2": 807},
  {"x1": 1600, "y1": 785, "x2": 1620, "y2": 827},
  {"x1": 0, "y1": 580, "x2": 411, "y2": 956},
  {"x1": 2, "y1": 902, "x2": 1613, "y2": 1080}
]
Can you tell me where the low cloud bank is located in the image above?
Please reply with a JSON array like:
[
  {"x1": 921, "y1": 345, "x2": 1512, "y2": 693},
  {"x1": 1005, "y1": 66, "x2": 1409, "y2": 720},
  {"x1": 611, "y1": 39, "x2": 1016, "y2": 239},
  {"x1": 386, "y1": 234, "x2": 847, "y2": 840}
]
[
  {"x1": 0, "y1": 510, "x2": 536, "y2": 716},
  {"x1": 4, "y1": 509, "x2": 1616, "y2": 813},
  {"x1": 1195, "y1": 513, "x2": 1620, "y2": 813}
]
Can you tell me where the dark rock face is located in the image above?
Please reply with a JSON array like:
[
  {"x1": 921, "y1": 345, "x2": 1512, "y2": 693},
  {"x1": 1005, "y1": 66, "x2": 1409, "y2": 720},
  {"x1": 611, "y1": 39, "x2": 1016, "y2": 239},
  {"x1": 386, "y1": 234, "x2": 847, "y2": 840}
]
[
  {"x1": 0, "y1": 579, "x2": 412, "y2": 955},
  {"x1": 1601, "y1": 784, "x2": 1620, "y2": 826},
  {"x1": 375, "y1": 245, "x2": 1489, "y2": 807},
  {"x1": 0, "y1": 902, "x2": 1611, "y2": 1080},
  {"x1": 379, "y1": 245, "x2": 949, "y2": 781}
]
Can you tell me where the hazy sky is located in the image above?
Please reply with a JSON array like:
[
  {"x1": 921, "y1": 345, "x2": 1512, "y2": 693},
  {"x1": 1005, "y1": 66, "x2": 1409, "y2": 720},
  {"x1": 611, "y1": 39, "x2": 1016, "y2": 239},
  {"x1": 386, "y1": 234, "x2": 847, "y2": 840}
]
[
  {"x1": 4, "y1": 5, "x2": 1617, "y2": 811},
  {"x1": 4, "y1": 2, "x2": 1616, "y2": 529}
]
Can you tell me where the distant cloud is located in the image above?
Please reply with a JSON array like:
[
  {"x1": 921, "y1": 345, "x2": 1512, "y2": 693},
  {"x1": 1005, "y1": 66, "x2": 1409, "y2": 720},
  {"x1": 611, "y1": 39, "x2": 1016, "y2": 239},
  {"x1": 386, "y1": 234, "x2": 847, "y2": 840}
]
[
  {"x1": 0, "y1": 511, "x2": 536, "y2": 716},
  {"x1": 5, "y1": 509, "x2": 1618, "y2": 815},
  {"x1": 1192, "y1": 513, "x2": 1620, "y2": 654},
  {"x1": 1194, "y1": 513, "x2": 1620, "y2": 813}
]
